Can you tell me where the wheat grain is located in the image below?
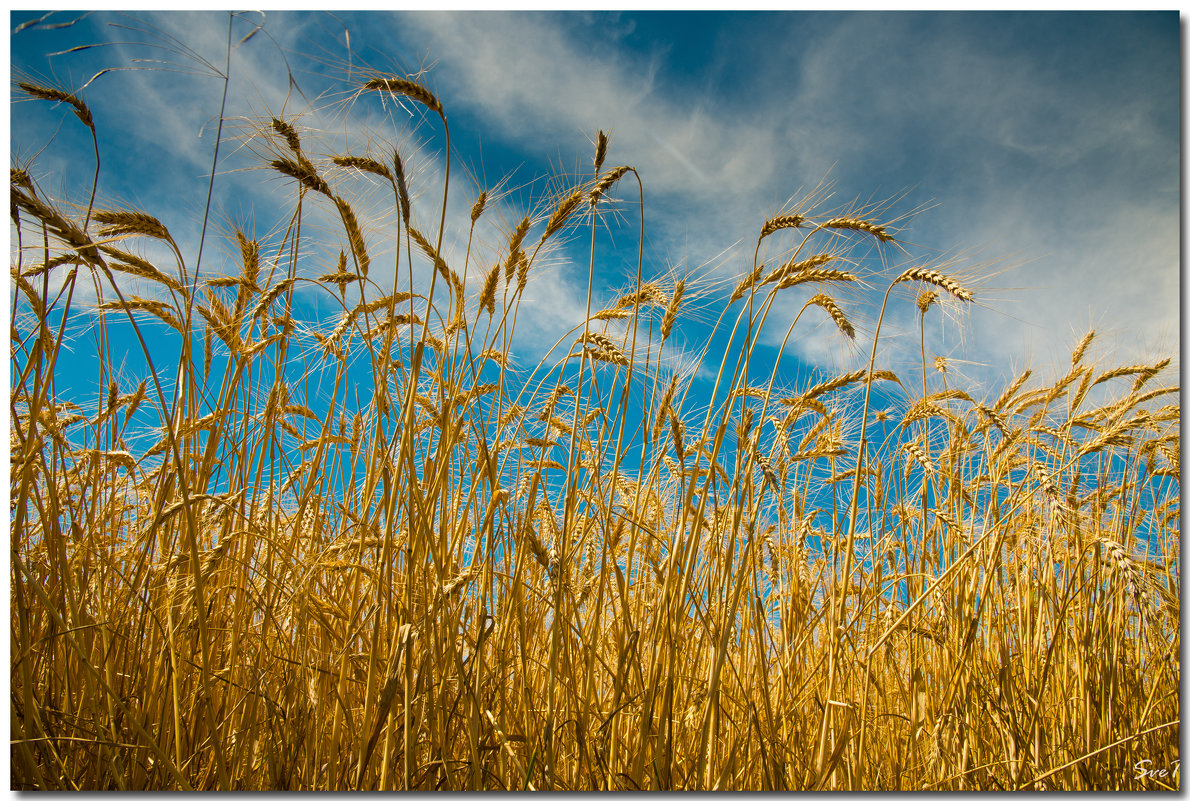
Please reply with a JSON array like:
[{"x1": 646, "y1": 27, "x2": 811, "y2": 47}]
[
  {"x1": 759, "y1": 214, "x2": 806, "y2": 240},
  {"x1": 333, "y1": 154, "x2": 392, "y2": 180},
  {"x1": 590, "y1": 308, "x2": 632, "y2": 322},
  {"x1": 270, "y1": 117, "x2": 303, "y2": 154},
  {"x1": 1071, "y1": 330, "x2": 1095, "y2": 366},
  {"x1": 897, "y1": 268, "x2": 973, "y2": 302},
  {"x1": 613, "y1": 283, "x2": 667, "y2": 310},
  {"x1": 12, "y1": 186, "x2": 98, "y2": 260},
  {"x1": 728, "y1": 263, "x2": 766, "y2": 305},
  {"x1": 661, "y1": 279, "x2": 686, "y2": 340},
  {"x1": 334, "y1": 196, "x2": 371, "y2": 277},
  {"x1": 92, "y1": 209, "x2": 173, "y2": 242},
  {"x1": 903, "y1": 441, "x2": 936, "y2": 474},
  {"x1": 98, "y1": 246, "x2": 186, "y2": 295},
  {"x1": 777, "y1": 268, "x2": 857, "y2": 291},
  {"x1": 477, "y1": 262, "x2": 500, "y2": 317},
  {"x1": 409, "y1": 226, "x2": 462, "y2": 296},
  {"x1": 271, "y1": 157, "x2": 332, "y2": 197},
  {"x1": 542, "y1": 188, "x2": 584, "y2": 240},
  {"x1": 363, "y1": 77, "x2": 444, "y2": 116},
  {"x1": 762, "y1": 253, "x2": 833, "y2": 286},
  {"x1": 479, "y1": 349, "x2": 507, "y2": 368},
  {"x1": 593, "y1": 130, "x2": 610, "y2": 175},
  {"x1": 822, "y1": 216, "x2": 893, "y2": 241},
  {"x1": 19, "y1": 82, "x2": 93, "y2": 130},
  {"x1": 802, "y1": 369, "x2": 878, "y2": 401},
  {"x1": 251, "y1": 278, "x2": 295, "y2": 320},
  {"x1": 392, "y1": 149, "x2": 411, "y2": 225},
  {"x1": 807, "y1": 293, "x2": 855, "y2": 339},
  {"x1": 97, "y1": 297, "x2": 183, "y2": 334}
]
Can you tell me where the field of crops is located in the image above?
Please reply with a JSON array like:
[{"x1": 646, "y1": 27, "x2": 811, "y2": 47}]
[{"x1": 10, "y1": 13, "x2": 1180, "y2": 790}]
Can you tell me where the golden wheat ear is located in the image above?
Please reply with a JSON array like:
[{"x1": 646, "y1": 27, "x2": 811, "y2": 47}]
[
  {"x1": 19, "y1": 81, "x2": 94, "y2": 130},
  {"x1": 897, "y1": 267, "x2": 973, "y2": 302},
  {"x1": 333, "y1": 154, "x2": 393, "y2": 181},
  {"x1": 759, "y1": 213, "x2": 806, "y2": 240},
  {"x1": 270, "y1": 157, "x2": 332, "y2": 197},
  {"x1": 590, "y1": 165, "x2": 631, "y2": 205},
  {"x1": 363, "y1": 77, "x2": 444, "y2": 117},
  {"x1": 541, "y1": 188, "x2": 585, "y2": 242},
  {"x1": 270, "y1": 116, "x2": 303, "y2": 153},
  {"x1": 821, "y1": 216, "x2": 894, "y2": 241},
  {"x1": 806, "y1": 293, "x2": 855, "y2": 340},
  {"x1": 91, "y1": 209, "x2": 174, "y2": 242},
  {"x1": 593, "y1": 129, "x2": 610, "y2": 175}
]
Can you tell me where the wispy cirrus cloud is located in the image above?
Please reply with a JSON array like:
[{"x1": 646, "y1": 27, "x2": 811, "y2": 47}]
[
  {"x1": 14, "y1": 10, "x2": 1177, "y2": 393},
  {"x1": 381, "y1": 11, "x2": 1178, "y2": 389}
]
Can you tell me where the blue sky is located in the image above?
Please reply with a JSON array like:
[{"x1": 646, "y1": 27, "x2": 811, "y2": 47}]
[{"x1": 10, "y1": 10, "x2": 1180, "y2": 407}]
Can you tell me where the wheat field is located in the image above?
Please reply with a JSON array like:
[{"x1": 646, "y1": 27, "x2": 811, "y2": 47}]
[{"x1": 9, "y1": 25, "x2": 1180, "y2": 791}]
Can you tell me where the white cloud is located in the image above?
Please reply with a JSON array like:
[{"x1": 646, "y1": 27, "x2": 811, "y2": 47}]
[
  {"x1": 15, "y1": 11, "x2": 1176, "y2": 397},
  {"x1": 392, "y1": 11, "x2": 1176, "y2": 389}
]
